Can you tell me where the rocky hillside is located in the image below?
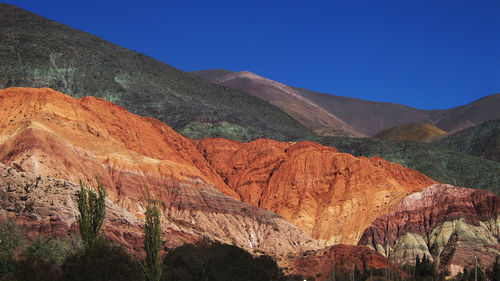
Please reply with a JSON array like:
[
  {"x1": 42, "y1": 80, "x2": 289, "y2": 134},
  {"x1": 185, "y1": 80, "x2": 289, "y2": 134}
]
[
  {"x1": 374, "y1": 122, "x2": 447, "y2": 143},
  {"x1": 194, "y1": 70, "x2": 364, "y2": 137},
  {"x1": 0, "y1": 4, "x2": 314, "y2": 142},
  {"x1": 198, "y1": 138, "x2": 435, "y2": 244},
  {"x1": 0, "y1": 87, "x2": 322, "y2": 260},
  {"x1": 0, "y1": 87, "x2": 497, "y2": 275},
  {"x1": 358, "y1": 184, "x2": 500, "y2": 275},
  {"x1": 434, "y1": 119, "x2": 500, "y2": 163}
]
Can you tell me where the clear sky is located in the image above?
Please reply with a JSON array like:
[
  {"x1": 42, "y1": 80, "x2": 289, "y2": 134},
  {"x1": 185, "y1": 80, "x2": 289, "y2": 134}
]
[{"x1": 5, "y1": 0, "x2": 499, "y2": 109}]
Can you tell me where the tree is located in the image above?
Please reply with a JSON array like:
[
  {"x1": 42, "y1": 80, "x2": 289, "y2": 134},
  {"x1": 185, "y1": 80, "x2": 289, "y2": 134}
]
[
  {"x1": 76, "y1": 179, "x2": 106, "y2": 247},
  {"x1": 162, "y1": 239, "x2": 283, "y2": 281},
  {"x1": 487, "y1": 256, "x2": 500, "y2": 281},
  {"x1": 62, "y1": 239, "x2": 142, "y2": 281},
  {"x1": 0, "y1": 220, "x2": 24, "y2": 278},
  {"x1": 142, "y1": 188, "x2": 162, "y2": 281}
]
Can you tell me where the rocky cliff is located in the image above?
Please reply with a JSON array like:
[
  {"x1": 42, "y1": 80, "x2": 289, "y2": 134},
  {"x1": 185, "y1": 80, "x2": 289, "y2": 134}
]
[
  {"x1": 198, "y1": 138, "x2": 436, "y2": 244},
  {"x1": 0, "y1": 87, "x2": 322, "y2": 259},
  {"x1": 358, "y1": 184, "x2": 500, "y2": 275}
]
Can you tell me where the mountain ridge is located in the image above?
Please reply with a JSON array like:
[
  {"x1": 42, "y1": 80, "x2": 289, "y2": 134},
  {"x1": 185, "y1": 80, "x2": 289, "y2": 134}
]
[
  {"x1": 205, "y1": 70, "x2": 365, "y2": 137},
  {"x1": 0, "y1": 4, "x2": 314, "y2": 142},
  {"x1": 193, "y1": 69, "x2": 500, "y2": 137}
]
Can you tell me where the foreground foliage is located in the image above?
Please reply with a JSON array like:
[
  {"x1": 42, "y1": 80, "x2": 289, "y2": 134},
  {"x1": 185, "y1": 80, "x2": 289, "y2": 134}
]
[
  {"x1": 161, "y1": 240, "x2": 283, "y2": 281},
  {"x1": 142, "y1": 188, "x2": 162, "y2": 281},
  {"x1": 76, "y1": 180, "x2": 106, "y2": 247}
]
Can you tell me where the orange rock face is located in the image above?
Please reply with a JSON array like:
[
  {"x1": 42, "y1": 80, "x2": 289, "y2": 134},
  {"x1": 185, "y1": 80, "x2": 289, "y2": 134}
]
[
  {"x1": 0, "y1": 87, "x2": 322, "y2": 258},
  {"x1": 198, "y1": 138, "x2": 436, "y2": 244},
  {"x1": 0, "y1": 87, "x2": 435, "y2": 252}
]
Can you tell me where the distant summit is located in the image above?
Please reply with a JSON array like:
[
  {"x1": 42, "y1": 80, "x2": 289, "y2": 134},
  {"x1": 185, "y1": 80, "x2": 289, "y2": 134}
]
[
  {"x1": 193, "y1": 70, "x2": 365, "y2": 137},
  {"x1": 374, "y1": 122, "x2": 447, "y2": 143}
]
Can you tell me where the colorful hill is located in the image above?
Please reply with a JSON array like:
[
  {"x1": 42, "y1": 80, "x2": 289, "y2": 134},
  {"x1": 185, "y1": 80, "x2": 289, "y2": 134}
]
[{"x1": 374, "y1": 122, "x2": 447, "y2": 143}]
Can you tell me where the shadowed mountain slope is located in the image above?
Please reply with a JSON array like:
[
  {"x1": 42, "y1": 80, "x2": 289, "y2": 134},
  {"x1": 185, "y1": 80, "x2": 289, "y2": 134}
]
[
  {"x1": 374, "y1": 122, "x2": 447, "y2": 143},
  {"x1": 299, "y1": 88, "x2": 500, "y2": 136},
  {"x1": 191, "y1": 69, "x2": 234, "y2": 80},
  {"x1": 0, "y1": 4, "x2": 314, "y2": 142},
  {"x1": 434, "y1": 119, "x2": 500, "y2": 163}
]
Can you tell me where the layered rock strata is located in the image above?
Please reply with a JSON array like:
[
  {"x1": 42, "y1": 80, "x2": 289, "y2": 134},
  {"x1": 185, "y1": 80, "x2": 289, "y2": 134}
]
[{"x1": 358, "y1": 184, "x2": 500, "y2": 275}]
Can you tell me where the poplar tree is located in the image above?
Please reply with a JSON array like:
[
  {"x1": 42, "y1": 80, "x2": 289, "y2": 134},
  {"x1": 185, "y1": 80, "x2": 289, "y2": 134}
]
[
  {"x1": 142, "y1": 187, "x2": 162, "y2": 281},
  {"x1": 76, "y1": 179, "x2": 106, "y2": 247}
]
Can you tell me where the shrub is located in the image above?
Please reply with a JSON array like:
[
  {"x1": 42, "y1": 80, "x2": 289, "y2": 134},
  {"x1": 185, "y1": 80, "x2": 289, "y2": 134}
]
[
  {"x1": 61, "y1": 239, "x2": 142, "y2": 281},
  {"x1": 162, "y1": 239, "x2": 283, "y2": 281}
]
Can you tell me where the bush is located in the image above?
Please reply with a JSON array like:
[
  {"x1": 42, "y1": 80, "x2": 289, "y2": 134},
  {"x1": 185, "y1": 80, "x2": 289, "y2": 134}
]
[
  {"x1": 62, "y1": 239, "x2": 142, "y2": 281},
  {"x1": 0, "y1": 221, "x2": 24, "y2": 278},
  {"x1": 162, "y1": 240, "x2": 283, "y2": 281}
]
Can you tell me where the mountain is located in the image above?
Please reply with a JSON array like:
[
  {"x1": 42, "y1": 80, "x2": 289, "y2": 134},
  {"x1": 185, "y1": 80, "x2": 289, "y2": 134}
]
[
  {"x1": 374, "y1": 122, "x2": 447, "y2": 143},
  {"x1": 297, "y1": 88, "x2": 442, "y2": 136},
  {"x1": 359, "y1": 184, "x2": 500, "y2": 275},
  {"x1": 191, "y1": 69, "x2": 234, "y2": 80},
  {"x1": 194, "y1": 69, "x2": 500, "y2": 137},
  {"x1": 0, "y1": 4, "x2": 315, "y2": 142},
  {"x1": 198, "y1": 138, "x2": 434, "y2": 245},
  {"x1": 0, "y1": 87, "x2": 322, "y2": 260},
  {"x1": 193, "y1": 70, "x2": 364, "y2": 137},
  {"x1": 435, "y1": 94, "x2": 500, "y2": 132},
  {"x1": 299, "y1": 89, "x2": 500, "y2": 136},
  {"x1": 434, "y1": 119, "x2": 500, "y2": 163},
  {"x1": 1, "y1": 87, "x2": 496, "y2": 276}
]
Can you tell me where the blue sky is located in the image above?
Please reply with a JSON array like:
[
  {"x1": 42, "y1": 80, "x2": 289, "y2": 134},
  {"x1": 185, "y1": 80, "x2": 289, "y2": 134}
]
[{"x1": 5, "y1": 0, "x2": 500, "y2": 109}]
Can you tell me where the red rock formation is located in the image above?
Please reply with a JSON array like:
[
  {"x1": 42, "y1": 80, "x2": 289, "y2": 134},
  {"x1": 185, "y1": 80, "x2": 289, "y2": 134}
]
[
  {"x1": 1, "y1": 87, "x2": 497, "y2": 276},
  {"x1": 358, "y1": 184, "x2": 500, "y2": 275},
  {"x1": 0, "y1": 87, "x2": 436, "y2": 248},
  {"x1": 0, "y1": 87, "x2": 321, "y2": 259},
  {"x1": 286, "y1": 244, "x2": 400, "y2": 281},
  {"x1": 198, "y1": 138, "x2": 436, "y2": 244}
]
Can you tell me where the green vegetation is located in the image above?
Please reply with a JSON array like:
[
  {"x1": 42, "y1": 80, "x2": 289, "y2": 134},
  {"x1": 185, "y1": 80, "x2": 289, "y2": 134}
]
[
  {"x1": 142, "y1": 188, "x2": 162, "y2": 281},
  {"x1": 0, "y1": 4, "x2": 314, "y2": 142},
  {"x1": 434, "y1": 119, "x2": 500, "y2": 163},
  {"x1": 61, "y1": 239, "x2": 142, "y2": 281},
  {"x1": 316, "y1": 136, "x2": 500, "y2": 194},
  {"x1": 0, "y1": 220, "x2": 23, "y2": 278},
  {"x1": 76, "y1": 180, "x2": 106, "y2": 247},
  {"x1": 161, "y1": 239, "x2": 283, "y2": 281}
]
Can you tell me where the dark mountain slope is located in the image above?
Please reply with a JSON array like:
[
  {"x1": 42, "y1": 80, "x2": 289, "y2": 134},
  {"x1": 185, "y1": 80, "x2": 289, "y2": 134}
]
[
  {"x1": 298, "y1": 88, "x2": 500, "y2": 136},
  {"x1": 297, "y1": 88, "x2": 443, "y2": 136},
  {"x1": 435, "y1": 94, "x2": 500, "y2": 132},
  {"x1": 191, "y1": 69, "x2": 234, "y2": 80},
  {"x1": 434, "y1": 119, "x2": 500, "y2": 163},
  {"x1": 0, "y1": 4, "x2": 313, "y2": 142}
]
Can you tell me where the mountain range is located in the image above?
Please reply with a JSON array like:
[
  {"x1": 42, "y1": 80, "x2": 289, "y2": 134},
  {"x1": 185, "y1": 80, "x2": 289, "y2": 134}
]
[
  {"x1": 0, "y1": 3, "x2": 313, "y2": 142},
  {"x1": 0, "y1": 87, "x2": 498, "y2": 279},
  {"x1": 0, "y1": 4, "x2": 499, "y2": 280},
  {"x1": 193, "y1": 69, "x2": 500, "y2": 137}
]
